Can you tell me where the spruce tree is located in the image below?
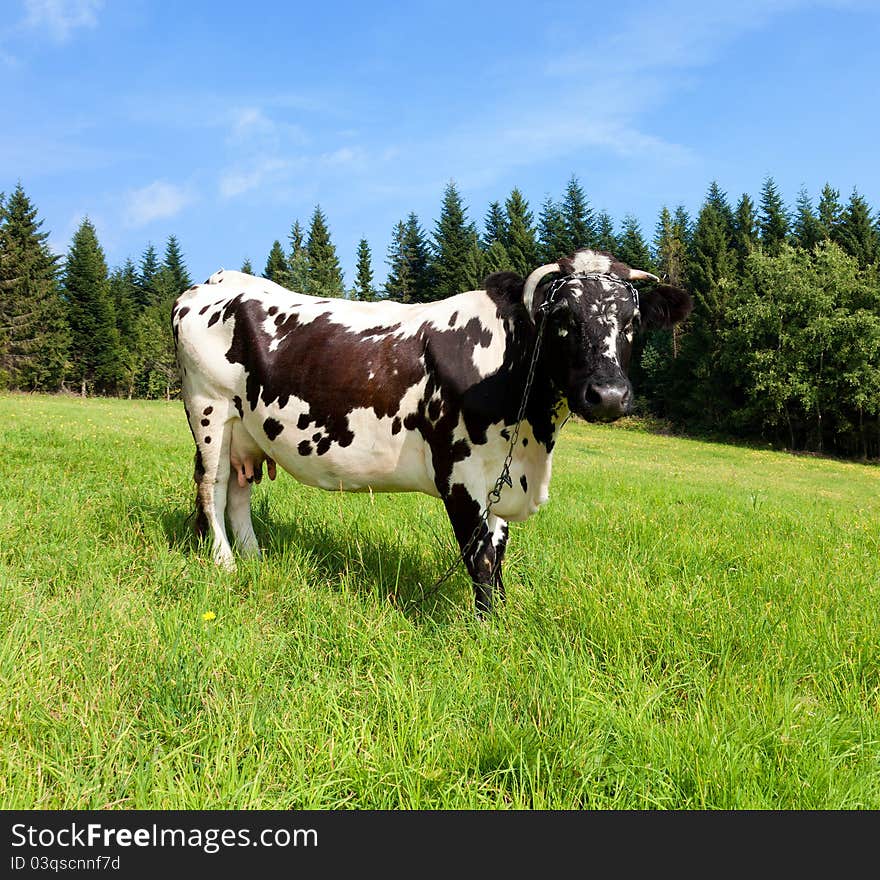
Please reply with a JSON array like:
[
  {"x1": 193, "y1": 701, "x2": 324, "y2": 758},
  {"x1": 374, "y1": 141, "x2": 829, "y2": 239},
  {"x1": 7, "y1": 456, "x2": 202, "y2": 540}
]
[
  {"x1": 483, "y1": 239, "x2": 515, "y2": 274},
  {"x1": 0, "y1": 182, "x2": 68, "y2": 390},
  {"x1": 109, "y1": 259, "x2": 140, "y2": 397},
  {"x1": 137, "y1": 243, "x2": 160, "y2": 310},
  {"x1": 288, "y1": 220, "x2": 309, "y2": 293},
  {"x1": 403, "y1": 213, "x2": 434, "y2": 302},
  {"x1": 837, "y1": 189, "x2": 879, "y2": 268},
  {"x1": 305, "y1": 205, "x2": 344, "y2": 298},
  {"x1": 263, "y1": 240, "x2": 289, "y2": 285},
  {"x1": 705, "y1": 181, "x2": 736, "y2": 240},
  {"x1": 758, "y1": 177, "x2": 789, "y2": 255},
  {"x1": 616, "y1": 215, "x2": 654, "y2": 270},
  {"x1": 733, "y1": 193, "x2": 758, "y2": 263},
  {"x1": 502, "y1": 188, "x2": 539, "y2": 276},
  {"x1": 63, "y1": 217, "x2": 121, "y2": 395},
  {"x1": 537, "y1": 196, "x2": 569, "y2": 263},
  {"x1": 818, "y1": 183, "x2": 844, "y2": 240},
  {"x1": 431, "y1": 181, "x2": 476, "y2": 300},
  {"x1": 386, "y1": 221, "x2": 413, "y2": 302},
  {"x1": 562, "y1": 175, "x2": 595, "y2": 249},
  {"x1": 482, "y1": 201, "x2": 508, "y2": 247},
  {"x1": 353, "y1": 237, "x2": 376, "y2": 301},
  {"x1": 240, "y1": 258, "x2": 254, "y2": 274},
  {"x1": 162, "y1": 234, "x2": 192, "y2": 295},
  {"x1": 595, "y1": 210, "x2": 617, "y2": 253},
  {"x1": 654, "y1": 207, "x2": 687, "y2": 286},
  {"x1": 464, "y1": 232, "x2": 487, "y2": 290},
  {"x1": 792, "y1": 187, "x2": 824, "y2": 251}
]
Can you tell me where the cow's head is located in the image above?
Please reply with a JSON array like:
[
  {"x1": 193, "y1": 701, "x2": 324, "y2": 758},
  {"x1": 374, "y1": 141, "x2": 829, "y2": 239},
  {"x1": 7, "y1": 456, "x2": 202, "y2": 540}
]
[{"x1": 522, "y1": 249, "x2": 692, "y2": 422}]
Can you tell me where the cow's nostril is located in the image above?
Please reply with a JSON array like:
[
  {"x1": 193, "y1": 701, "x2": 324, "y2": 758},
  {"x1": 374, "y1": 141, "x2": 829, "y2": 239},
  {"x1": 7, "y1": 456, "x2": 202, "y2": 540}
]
[{"x1": 585, "y1": 385, "x2": 603, "y2": 406}]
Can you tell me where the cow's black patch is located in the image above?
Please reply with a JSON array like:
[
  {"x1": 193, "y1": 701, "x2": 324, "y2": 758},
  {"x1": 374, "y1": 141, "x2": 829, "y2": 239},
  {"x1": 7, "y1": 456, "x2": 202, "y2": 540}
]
[
  {"x1": 500, "y1": 428, "x2": 510, "y2": 440},
  {"x1": 208, "y1": 312, "x2": 221, "y2": 327},
  {"x1": 520, "y1": 474, "x2": 528, "y2": 492},
  {"x1": 263, "y1": 417, "x2": 284, "y2": 440},
  {"x1": 448, "y1": 311, "x2": 458, "y2": 327},
  {"x1": 391, "y1": 416, "x2": 402, "y2": 435},
  {"x1": 297, "y1": 414, "x2": 310, "y2": 430},
  {"x1": 178, "y1": 307, "x2": 190, "y2": 320},
  {"x1": 522, "y1": 437, "x2": 528, "y2": 447},
  {"x1": 201, "y1": 418, "x2": 210, "y2": 427},
  {"x1": 268, "y1": 306, "x2": 278, "y2": 316},
  {"x1": 316, "y1": 437, "x2": 332, "y2": 455},
  {"x1": 204, "y1": 436, "x2": 211, "y2": 444},
  {"x1": 297, "y1": 440, "x2": 312, "y2": 456},
  {"x1": 203, "y1": 406, "x2": 213, "y2": 415},
  {"x1": 199, "y1": 304, "x2": 211, "y2": 315},
  {"x1": 233, "y1": 396, "x2": 243, "y2": 418}
]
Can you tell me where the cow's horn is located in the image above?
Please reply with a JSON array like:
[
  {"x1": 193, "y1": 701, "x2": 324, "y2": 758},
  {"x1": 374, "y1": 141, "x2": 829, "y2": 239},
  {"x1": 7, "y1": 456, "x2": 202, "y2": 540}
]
[
  {"x1": 625, "y1": 268, "x2": 660, "y2": 282},
  {"x1": 522, "y1": 262, "x2": 561, "y2": 320}
]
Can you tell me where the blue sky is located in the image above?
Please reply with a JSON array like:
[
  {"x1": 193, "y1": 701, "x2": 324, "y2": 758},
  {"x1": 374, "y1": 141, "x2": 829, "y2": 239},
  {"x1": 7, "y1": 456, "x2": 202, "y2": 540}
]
[{"x1": 1, "y1": 0, "x2": 878, "y2": 287}]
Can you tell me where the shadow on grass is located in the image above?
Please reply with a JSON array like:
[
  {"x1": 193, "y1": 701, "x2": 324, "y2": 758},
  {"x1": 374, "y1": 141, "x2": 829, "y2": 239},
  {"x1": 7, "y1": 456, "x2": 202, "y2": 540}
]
[{"x1": 141, "y1": 494, "x2": 471, "y2": 624}]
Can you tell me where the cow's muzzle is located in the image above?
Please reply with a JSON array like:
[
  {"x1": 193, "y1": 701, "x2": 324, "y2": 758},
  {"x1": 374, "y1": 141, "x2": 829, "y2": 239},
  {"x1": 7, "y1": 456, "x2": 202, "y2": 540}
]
[{"x1": 581, "y1": 382, "x2": 632, "y2": 422}]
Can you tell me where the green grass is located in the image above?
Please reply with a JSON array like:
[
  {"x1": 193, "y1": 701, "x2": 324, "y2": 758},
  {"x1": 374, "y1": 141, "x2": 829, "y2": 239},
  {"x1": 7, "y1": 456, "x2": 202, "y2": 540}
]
[{"x1": 1, "y1": 393, "x2": 879, "y2": 809}]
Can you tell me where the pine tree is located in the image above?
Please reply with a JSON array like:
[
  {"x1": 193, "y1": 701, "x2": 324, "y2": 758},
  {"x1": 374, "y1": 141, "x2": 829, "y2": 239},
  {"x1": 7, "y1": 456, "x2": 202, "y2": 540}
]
[
  {"x1": 818, "y1": 183, "x2": 844, "y2": 240},
  {"x1": 837, "y1": 189, "x2": 880, "y2": 268},
  {"x1": 162, "y1": 234, "x2": 192, "y2": 295},
  {"x1": 240, "y1": 258, "x2": 254, "y2": 274},
  {"x1": 733, "y1": 193, "x2": 758, "y2": 263},
  {"x1": 595, "y1": 210, "x2": 617, "y2": 253},
  {"x1": 758, "y1": 177, "x2": 789, "y2": 255},
  {"x1": 353, "y1": 238, "x2": 376, "y2": 301},
  {"x1": 502, "y1": 188, "x2": 538, "y2": 276},
  {"x1": 482, "y1": 201, "x2": 508, "y2": 248},
  {"x1": 137, "y1": 243, "x2": 160, "y2": 310},
  {"x1": 63, "y1": 217, "x2": 121, "y2": 395},
  {"x1": 791, "y1": 187, "x2": 824, "y2": 251},
  {"x1": 536, "y1": 196, "x2": 569, "y2": 263},
  {"x1": 305, "y1": 205, "x2": 344, "y2": 298},
  {"x1": 263, "y1": 240, "x2": 289, "y2": 285},
  {"x1": 0, "y1": 182, "x2": 68, "y2": 390},
  {"x1": 288, "y1": 220, "x2": 309, "y2": 293},
  {"x1": 616, "y1": 215, "x2": 653, "y2": 271},
  {"x1": 431, "y1": 181, "x2": 476, "y2": 300},
  {"x1": 562, "y1": 175, "x2": 595, "y2": 249}
]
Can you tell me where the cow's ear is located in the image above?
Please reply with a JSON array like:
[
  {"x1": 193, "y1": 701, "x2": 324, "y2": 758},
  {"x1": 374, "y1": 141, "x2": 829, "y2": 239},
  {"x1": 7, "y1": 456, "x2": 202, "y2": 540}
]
[{"x1": 639, "y1": 284, "x2": 692, "y2": 329}]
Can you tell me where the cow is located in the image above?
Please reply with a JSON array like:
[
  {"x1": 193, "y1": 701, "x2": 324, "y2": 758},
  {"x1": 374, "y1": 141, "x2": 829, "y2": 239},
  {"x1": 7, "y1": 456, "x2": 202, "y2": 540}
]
[{"x1": 171, "y1": 249, "x2": 692, "y2": 615}]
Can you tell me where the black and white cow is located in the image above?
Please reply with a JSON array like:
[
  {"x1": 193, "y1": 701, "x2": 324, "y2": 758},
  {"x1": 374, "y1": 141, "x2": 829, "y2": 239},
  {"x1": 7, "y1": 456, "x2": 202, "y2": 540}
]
[{"x1": 172, "y1": 249, "x2": 691, "y2": 614}]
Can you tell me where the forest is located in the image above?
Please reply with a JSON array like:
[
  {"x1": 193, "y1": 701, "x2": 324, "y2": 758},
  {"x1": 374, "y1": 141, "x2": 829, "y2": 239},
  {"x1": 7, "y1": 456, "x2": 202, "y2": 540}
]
[{"x1": 1, "y1": 175, "x2": 878, "y2": 458}]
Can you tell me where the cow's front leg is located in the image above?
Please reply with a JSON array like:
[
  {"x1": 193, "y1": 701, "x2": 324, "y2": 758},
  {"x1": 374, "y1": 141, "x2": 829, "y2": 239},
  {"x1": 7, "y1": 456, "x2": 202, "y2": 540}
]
[
  {"x1": 490, "y1": 515, "x2": 509, "y2": 605},
  {"x1": 443, "y1": 484, "x2": 500, "y2": 616}
]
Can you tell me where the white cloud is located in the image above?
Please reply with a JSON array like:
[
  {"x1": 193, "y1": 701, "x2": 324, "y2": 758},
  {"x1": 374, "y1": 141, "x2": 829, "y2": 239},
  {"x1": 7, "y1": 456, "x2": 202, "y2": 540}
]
[
  {"x1": 23, "y1": 0, "x2": 103, "y2": 42},
  {"x1": 124, "y1": 180, "x2": 192, "y2": 227},
  {"x1": 219, "y1": 158, "x2": 293, "y2": 199}
]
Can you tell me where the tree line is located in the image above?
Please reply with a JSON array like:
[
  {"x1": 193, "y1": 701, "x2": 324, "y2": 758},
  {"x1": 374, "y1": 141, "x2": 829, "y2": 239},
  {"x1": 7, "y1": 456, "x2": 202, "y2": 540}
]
[{"x1": 1, "y1": 175, "x2": 878, "y2": 457}]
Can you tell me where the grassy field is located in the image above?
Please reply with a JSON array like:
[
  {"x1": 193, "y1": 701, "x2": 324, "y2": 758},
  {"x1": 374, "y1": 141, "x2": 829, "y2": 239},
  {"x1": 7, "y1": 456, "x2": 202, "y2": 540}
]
[{"x1": 1, "y1": 393, "x2": 878, "y2": 809}]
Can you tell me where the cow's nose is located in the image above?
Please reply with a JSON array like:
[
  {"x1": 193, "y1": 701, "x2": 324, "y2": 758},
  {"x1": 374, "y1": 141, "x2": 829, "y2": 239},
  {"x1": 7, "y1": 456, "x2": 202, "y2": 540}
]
[{"x1": 585, "y1": 383, "x2": 631, "y2": 420}]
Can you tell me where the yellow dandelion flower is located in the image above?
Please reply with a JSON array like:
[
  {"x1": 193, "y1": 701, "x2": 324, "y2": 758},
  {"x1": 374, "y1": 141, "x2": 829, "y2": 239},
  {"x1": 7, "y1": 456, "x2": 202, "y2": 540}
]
[{"x1": 201, "y1": 611, "x2": 216, "y2": 621}]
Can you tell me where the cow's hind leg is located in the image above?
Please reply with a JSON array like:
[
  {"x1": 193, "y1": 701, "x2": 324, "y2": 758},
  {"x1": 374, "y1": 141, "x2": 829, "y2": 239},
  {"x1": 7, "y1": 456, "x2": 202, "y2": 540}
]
[
  {"x1": 226, "y1": 473, "x2": 260, "y2": 557},
  {"x1": 189, "y1": 402, "x2": 235, "y2": 569},
  {"x1": 443, "y1": 485, "x2": 505, "y2": 616}
]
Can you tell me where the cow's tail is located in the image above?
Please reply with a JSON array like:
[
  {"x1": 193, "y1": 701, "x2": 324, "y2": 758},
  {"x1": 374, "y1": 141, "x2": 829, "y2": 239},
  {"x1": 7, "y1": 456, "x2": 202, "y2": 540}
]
[{"x1": 193, "y1": 447, "x2": 209, "y2": 539}]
